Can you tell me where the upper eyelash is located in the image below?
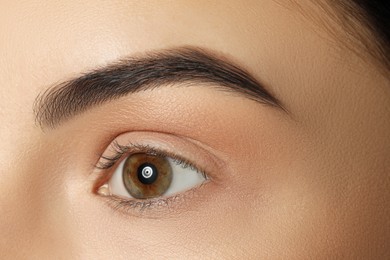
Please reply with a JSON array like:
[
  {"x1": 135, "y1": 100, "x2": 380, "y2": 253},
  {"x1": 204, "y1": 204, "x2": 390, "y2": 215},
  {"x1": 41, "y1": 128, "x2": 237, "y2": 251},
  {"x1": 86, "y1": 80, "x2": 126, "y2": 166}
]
[
  {"x1": 96, "y1": 141, "x2": 145, "y2": 169},
  {"x1": 96, "y1": 140, "x2": 206, "y2": 177}
]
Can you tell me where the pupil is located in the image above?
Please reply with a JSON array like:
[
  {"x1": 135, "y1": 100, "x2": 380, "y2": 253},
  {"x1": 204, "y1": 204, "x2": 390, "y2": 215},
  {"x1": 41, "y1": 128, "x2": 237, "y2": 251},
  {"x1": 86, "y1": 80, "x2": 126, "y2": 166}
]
[{"x1": 137, "y1": 163, "x2": 158, "y2": 185}]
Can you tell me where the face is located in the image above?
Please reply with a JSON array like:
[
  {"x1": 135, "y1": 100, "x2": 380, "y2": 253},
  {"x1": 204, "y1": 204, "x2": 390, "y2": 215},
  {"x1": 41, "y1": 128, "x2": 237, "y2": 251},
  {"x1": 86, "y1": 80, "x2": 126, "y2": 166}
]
[{"x1": 1, "y1": 0, "x2": 389, "y2": 258}]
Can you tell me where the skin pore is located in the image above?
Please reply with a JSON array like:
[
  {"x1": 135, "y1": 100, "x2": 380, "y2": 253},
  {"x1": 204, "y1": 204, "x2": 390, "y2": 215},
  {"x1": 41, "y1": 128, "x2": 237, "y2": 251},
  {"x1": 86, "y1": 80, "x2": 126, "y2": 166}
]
[{"x1": 0, "y1": 0, "x2": 389, "y2": 259}]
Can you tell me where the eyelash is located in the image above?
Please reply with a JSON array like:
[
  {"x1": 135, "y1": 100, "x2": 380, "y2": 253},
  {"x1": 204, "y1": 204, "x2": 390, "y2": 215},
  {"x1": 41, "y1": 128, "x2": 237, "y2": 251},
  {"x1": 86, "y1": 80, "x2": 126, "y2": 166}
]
[
  {"x1": 96, "y1": 140, "x2": 204, "y2": 172},
  {"x1": 94, "y1": 141, "x2": 209, "y2": 214},
  {"x1": 103, "y1": 187, "x2": 204, "y2": 215}
]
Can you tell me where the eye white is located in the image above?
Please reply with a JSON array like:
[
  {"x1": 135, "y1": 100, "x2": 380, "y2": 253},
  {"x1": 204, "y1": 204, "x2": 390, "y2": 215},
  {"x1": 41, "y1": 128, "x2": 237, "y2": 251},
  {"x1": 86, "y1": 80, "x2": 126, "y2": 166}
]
[{"x1": 107, "y1": 157, "x2": 206, "y2": 198}]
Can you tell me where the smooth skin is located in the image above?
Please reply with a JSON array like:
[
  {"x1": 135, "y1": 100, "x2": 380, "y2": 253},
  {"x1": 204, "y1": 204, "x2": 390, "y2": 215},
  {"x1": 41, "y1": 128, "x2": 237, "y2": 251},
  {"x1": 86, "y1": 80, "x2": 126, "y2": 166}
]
[{"x1": 0, "y1": 0, "x2": 389, "y2": 259}]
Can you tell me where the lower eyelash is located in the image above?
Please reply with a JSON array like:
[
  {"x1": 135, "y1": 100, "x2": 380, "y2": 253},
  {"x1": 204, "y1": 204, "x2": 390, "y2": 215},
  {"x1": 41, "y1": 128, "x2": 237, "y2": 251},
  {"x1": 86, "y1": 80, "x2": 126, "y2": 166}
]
[
  {"x1": 109, "y1": 194, "x2": 180, "y2": 212},
  {"x1": 101, "y1": 183, "x2": 207, "y2": 217}
]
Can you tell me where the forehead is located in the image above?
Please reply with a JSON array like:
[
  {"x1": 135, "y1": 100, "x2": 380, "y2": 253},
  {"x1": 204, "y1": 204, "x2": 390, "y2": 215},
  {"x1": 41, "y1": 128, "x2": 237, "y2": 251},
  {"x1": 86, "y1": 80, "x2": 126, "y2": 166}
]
[{"x1": 0, "y1": 0, "x2": 337, "y2": 84}]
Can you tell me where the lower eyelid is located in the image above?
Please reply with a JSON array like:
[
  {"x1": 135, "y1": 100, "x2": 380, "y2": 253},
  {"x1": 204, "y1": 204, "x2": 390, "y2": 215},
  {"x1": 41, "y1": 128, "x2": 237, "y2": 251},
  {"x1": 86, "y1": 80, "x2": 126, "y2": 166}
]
[{"x1": 97, "y1": 180, "x2": 211, "y2": 219}]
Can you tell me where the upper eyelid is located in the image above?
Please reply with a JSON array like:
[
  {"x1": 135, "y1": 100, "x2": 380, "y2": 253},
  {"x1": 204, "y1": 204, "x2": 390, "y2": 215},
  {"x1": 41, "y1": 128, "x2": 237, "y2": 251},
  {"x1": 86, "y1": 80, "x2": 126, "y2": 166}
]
[{"x1": 93, "y1": 131, "x2": 226, "y2": 182}]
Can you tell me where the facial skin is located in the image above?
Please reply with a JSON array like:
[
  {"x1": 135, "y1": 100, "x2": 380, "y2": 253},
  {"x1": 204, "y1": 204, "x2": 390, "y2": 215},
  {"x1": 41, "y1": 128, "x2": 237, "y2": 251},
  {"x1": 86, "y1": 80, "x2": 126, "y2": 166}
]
[{"x1": 0, "y1": 0, "x2": 389, "y2": 259}]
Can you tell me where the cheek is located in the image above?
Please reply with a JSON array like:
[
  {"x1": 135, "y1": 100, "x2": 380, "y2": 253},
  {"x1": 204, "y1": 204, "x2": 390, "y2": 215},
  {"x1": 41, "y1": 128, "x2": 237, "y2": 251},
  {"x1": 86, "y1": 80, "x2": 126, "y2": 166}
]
[
  {"x1": 213, "y1": 100, "x2": 390, "y2": 257},
  {"x1": 0, "y1": 142, "x2": 80, "y2": 258}
]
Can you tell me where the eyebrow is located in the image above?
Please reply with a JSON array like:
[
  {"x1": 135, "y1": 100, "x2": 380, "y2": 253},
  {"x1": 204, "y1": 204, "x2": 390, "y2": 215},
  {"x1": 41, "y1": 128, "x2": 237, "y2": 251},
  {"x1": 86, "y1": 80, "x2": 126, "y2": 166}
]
[{"x1": 34, "y1": 46, "x2": 284, "y2": 128}]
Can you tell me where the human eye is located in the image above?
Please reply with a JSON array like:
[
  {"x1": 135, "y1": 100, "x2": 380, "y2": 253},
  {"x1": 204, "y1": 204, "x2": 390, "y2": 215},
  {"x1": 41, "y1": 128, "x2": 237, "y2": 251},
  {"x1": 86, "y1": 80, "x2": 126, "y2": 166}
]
[{"x1": 93, "y1": 134, "x2": 214, "y2": 214}]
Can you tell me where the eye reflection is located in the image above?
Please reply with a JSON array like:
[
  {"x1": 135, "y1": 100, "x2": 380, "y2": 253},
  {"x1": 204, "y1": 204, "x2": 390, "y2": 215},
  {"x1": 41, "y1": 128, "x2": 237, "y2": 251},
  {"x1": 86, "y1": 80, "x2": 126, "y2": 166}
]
[{"x1": 123, "y1": 154, "x2": 173, "y2": 199}]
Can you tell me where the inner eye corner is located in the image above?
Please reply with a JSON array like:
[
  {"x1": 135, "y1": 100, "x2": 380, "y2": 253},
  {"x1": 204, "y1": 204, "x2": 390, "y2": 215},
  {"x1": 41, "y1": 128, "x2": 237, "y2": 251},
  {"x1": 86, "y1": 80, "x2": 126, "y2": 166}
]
[{"x1": 96, "y1": 183, "x2": 110, "y2": 197}]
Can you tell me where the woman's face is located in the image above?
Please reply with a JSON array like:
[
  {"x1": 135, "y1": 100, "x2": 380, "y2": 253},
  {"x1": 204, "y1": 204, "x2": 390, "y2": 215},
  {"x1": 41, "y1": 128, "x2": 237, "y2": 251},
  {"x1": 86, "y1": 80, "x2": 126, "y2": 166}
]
[{"x1": 1, "y1": 0, "x2": 389, "y2": 258}]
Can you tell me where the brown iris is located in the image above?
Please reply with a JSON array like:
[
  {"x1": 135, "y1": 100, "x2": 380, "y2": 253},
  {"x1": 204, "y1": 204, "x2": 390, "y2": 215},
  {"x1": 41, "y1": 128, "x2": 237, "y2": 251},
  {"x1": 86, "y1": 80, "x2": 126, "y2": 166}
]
[{"x1": 122, "y1": 153, "x2": 173, "y2": 199}]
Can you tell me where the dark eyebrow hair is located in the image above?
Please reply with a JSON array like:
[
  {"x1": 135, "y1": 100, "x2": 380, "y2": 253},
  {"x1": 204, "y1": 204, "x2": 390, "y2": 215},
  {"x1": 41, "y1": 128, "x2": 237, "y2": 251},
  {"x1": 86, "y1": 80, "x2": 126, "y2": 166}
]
[{"x1": 34, "y1": 47, "x2": 284, "y2": 128}]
